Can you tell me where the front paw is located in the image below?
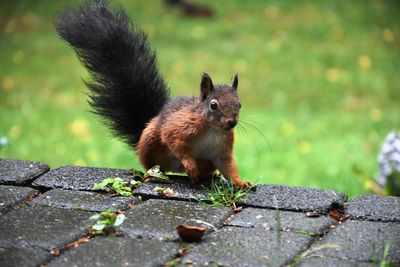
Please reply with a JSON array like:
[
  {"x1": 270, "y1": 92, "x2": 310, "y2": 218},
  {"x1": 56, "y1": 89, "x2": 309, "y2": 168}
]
[{"x1": 235, "y1": 180, "x2": 254, "y2": 189}]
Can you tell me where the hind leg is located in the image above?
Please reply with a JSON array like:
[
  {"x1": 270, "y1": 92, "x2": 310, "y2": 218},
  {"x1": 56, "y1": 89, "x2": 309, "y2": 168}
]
[{"x1": 137, "y1": 118, "x2": 183, "y2": 172}]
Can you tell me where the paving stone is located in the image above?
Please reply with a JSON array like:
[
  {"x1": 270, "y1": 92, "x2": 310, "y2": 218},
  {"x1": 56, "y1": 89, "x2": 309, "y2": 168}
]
[
  {"x1": 47, "y1": 236, "x2": 179, "y2": 267},
  {"x1": 0, "y1": 158, "x2": 49, "y2": 185},
  {"x1": 120, "y1": 199, "x2": 232, "y2": 240},
  {"x1": 298, "y1": 256, "x2": 377, "y2": 267},
  {"x1": 32, "y1": 165, "x2": 133, "y2": 190},
  {"x1": 311, "y1": 220, "x2": 400, "y2": 263},
  {"x1": 346, "y1": 194, "x2": 400, "y2": 222},
  {"x1": 182, "y1": 226, "x2": 313, "y2": 267},
  {"x1": 0, "y1": 244, "x2": 50, "y2": 267},
  {"x1": 227, "y1": 207, "x2": 335, "y2": 235},
  {"x1": 243, "y1": 184, "x2": 348, "y2": 213},
  {"x1": 0, "y1": 205, "x2": 93, "y2": 250},
  {"x1": 0, "y1": 185, "x2": 38, "y2": 214},
  {"x1": 31, "y1": 188, "x2": 136, "y2": 212}
]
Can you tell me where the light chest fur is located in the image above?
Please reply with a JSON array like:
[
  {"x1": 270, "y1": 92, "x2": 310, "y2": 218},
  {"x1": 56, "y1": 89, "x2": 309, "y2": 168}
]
[{"x1": 191, "y1": 128, "x2": 225, "y2": 160}]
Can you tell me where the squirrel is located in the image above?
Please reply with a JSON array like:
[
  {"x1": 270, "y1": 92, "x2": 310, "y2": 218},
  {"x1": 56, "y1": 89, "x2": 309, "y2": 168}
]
[{"x1": 55, "y1": 0, "x2": 252, "y2": 188}]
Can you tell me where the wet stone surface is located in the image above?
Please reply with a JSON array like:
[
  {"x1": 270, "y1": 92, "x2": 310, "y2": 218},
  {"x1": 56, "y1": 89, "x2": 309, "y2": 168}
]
[
  {"x1": 0, "y1": 185, "x2": 38, "y2": 214},
  {"x1": 0, "y1": 158, "x2": 49, "y2": 185},
  {"x1": 311, "y1": 220, "x2": 400, "y2": 264},
  {"x1": 182, "y1": 226, "x2": 313, "y2": 267},
  {"x1": 345, "y1": 194, "x2": 400, "y2": 222},
  {"x1": 227, "y1": 207, "x2": 335, "y2": 235},
  {"x1": 297, "y1": 256, "x2": 377, "y2": 267},
  {"x1": 32, "y1": 165, "x2": 134, "y2": 190},
  {"x1": 0, "y1": 244, "x2": 50, "y2": 267},
  {"x1": 47, "y1": 236, "x2": 179, "y2": 267},
  {"x1": 243, "y1": 184, "x2": 348, "y2": 213},
  {"x1": 31, "y1": 188, "x2": 136, "y2": 212},
  {"x1": 120, "y1": 199, "x2": 232, "y2": 240},
  {"x1": 0, "y1": 205, "x2": 93, "y2": 250}
]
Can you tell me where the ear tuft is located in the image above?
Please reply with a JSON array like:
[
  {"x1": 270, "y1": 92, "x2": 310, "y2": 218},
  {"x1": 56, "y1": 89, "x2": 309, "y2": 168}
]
[
  {"x1": 232, "y1": 73, "x2": 238, "y2": 90},
  {"x1": 200, "y1": 73, "x2": 214, "y2": 100}
]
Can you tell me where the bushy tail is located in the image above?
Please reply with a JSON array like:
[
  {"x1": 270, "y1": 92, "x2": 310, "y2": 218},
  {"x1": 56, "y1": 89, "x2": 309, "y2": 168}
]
[{"x1": 55, "y1": 0, "x2": 169, "y2": 147}]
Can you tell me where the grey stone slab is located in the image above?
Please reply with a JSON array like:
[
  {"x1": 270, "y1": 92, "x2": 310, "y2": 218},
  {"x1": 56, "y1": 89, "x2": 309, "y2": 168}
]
[
  {"x1": 0, "y1": 158, "x2": 49, "y2": 185},
  {"x1": 227, "y1": 207, "x2": 335, "y2": 235},
  {"x1": 243, "y1": 184, "x2": 348, "y2": 213},
  {"x1": 133, "y1": 180, "x2": 207, "y2": 201},
  {"x1": 31, "y1": 188, "x2": 136, "y2": 212},
  {"x1": 346, "y1": 194, "x2": 400, "y2": 222},
  {"x1": 121, "y1": 199, "x2": 232, "y2": 240},
  {"x1": 298, "y1": 256, "x2": 378, "y2": 267},
  {"x1": 311, "y1": 220, "x2": 400, "y2": 263},
  {"x1": 32, "y1": 165, "x2": 133, "y2": 190},
  {"x1": 0, "y1": 244, "x2": 50, "y2": 267},
  {"x1": 0, "y1": 185, "x2": 38, "y2": 214},
  {"x1": 0, "y1": 205, "x2": 93, "y2": 250},
  {"x1": 47, "y1": 236, "x2": 179, "y2": 267},
  {"x1": 182, "y1": 226, "x2": 313, "y2": 267}
]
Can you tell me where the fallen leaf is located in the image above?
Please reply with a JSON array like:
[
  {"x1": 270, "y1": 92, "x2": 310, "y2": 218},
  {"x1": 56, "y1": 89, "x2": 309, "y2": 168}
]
[{"x1": 176, "y1": 225, "x2": 207, "y2": 242}]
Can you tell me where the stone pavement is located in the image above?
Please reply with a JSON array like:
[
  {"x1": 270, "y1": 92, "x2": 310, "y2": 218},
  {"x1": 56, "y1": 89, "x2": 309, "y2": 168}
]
[{"x1": 0, "y1": 158, "x2": 399, "y2": 267}]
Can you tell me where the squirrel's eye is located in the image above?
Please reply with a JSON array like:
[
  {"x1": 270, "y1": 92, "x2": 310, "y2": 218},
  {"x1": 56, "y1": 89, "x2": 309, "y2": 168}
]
[
  {"x1": 209, "y1": 99, "x2": 219, "y2": 111},
  {"x1": 239, "y1": 103, "x2": 242, "y2": 109}
]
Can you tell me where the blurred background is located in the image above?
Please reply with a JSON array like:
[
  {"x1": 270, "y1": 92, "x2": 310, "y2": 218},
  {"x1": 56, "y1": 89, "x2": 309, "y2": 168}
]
[{"x1": 0, "y1": 0, "x2": 399, "y2": 197}]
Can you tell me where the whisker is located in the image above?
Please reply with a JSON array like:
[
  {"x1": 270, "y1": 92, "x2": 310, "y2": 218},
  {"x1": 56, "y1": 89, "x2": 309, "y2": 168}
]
[{"x1": 239, "y1": 119, "x2": 273, "y2": 155}]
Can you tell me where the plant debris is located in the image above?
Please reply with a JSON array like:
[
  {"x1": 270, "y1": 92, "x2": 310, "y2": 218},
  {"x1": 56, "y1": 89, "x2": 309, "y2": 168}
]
[
  {"x1": 329, "y1": 209, "x2": 351, "y2": 222},
  {"x1": 92, "y1": 166, "x2": 168, "y2": 197},
  {"x1": 153, "y1": 186, "x2": 175, "y2": 197},
  {"x1": 306, "y1": 211, "x2": 320, "y2": 217},
  {"x1": 144, "y1": 165, "x2": 169, "y2": 180},
  {"x1": 92, "y1": 177, "x2": 135, "y2": 197},
  {"x1": 65, "y1": 235, "x2": 90, "y2": 249}
]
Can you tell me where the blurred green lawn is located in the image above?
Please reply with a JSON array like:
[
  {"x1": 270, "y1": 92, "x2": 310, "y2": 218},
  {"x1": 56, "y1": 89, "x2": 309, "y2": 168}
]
[{"x1": 0, "y1": 0, "x2": 399, "y2": 197}]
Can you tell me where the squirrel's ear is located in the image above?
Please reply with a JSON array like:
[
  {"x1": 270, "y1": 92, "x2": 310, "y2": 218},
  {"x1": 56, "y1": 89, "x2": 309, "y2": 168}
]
[
  {"x1": 201, "y1": 73, "x2": 214, "y2": 100},
  {"x1": 232, "y1": 73, "x2": 238, "y2": 90}
]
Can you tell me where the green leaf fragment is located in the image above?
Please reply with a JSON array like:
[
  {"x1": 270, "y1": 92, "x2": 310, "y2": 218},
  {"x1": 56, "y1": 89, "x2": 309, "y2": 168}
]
[
  {"x1": 114, "y1": 214, "x2": 125, "y2": 226},
  {"x1": 92, "y1": 223, "x2": 106, "y2": 231}
]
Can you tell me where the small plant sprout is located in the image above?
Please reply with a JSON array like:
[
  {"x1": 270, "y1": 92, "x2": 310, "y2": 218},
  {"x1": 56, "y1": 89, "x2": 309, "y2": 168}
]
[
  {"x1": 89, "y1": 209, "x2": 125, "y2": 236},
  {"x1": 380, "y1": 242, "x2": 391, "y2": 267},
  {"x1": 203, "y1": 178, "x2": 255, "y2": 209}
]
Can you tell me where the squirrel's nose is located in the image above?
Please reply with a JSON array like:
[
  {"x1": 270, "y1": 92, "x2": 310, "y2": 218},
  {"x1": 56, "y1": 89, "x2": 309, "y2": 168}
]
[{"x1": 227, "y1": 119, "x2": 237, "y2": 129}]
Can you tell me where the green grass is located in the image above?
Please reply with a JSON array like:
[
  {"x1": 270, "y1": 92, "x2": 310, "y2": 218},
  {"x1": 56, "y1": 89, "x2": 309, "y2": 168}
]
[
  {"x1": 202, "y1": 178, "x2": 254, "y2": 208},
  {"x1": 1, "y1": 0, "x2": 399, "y2": 197}
]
